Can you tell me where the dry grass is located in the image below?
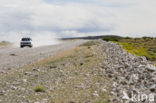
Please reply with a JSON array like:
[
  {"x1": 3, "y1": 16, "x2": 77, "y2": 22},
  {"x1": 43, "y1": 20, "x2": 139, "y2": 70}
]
[
  {"x1": 0, "y1": 41, "x2": 112, "y2": 103},
  {"x1": 0, "y1": 41, "x2": 11, "y2": 46}
]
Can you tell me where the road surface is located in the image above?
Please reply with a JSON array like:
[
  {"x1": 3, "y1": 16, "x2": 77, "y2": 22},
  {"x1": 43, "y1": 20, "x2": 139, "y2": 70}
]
[{"x1": 0, "y1": 40, "x2": 86, "y2": 71}]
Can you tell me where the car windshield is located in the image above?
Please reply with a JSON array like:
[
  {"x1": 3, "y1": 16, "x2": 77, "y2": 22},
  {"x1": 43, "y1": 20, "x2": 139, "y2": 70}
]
[{"x1": 21, "y1": 38, "x2": 31, "y2": 41}]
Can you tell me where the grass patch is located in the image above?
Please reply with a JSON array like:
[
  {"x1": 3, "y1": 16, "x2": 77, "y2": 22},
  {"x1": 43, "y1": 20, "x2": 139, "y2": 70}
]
[
  {"x1": 120, "y1": 43, "x2": 154, "y2": 60},
  {"x1": 34, "y1": 85, "x2": 45, "y2": 92}
]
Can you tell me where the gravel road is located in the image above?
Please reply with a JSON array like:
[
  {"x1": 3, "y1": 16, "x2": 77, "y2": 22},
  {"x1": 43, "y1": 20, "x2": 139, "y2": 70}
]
[{"x1": 0, "y1": 40, "x2": 87, "y2": 71}]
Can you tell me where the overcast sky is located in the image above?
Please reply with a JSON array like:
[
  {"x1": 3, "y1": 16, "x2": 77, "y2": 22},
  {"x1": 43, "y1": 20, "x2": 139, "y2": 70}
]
[{"x1": 0, "y1": 0, "x2": 156, "y2": 42}]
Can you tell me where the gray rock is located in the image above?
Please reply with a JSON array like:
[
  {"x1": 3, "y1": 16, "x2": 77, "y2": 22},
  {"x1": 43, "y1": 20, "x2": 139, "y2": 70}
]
[{"x1": 97, "y1": 40, "x2": 156, "y2": 102}]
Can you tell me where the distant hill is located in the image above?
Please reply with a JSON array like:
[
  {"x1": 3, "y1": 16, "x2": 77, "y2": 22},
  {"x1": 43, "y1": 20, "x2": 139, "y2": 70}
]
[{"x1": 59, "y1": 35, "x2": 122, "y2": 40}]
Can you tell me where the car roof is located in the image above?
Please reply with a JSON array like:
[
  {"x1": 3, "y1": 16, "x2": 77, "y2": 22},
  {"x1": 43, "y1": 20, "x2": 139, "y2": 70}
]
[{"x1": 22, "y1": 37, "x2": 31, "y2": 39}]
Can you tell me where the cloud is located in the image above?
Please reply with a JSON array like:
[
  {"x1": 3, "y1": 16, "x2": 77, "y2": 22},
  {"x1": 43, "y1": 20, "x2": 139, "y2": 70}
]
[
  {"x1": 0, "y1": 0, "x2": 156, "y2": 44},
  {"x1": 28, "y1": 2, "x2": 118, "y2": 37}
]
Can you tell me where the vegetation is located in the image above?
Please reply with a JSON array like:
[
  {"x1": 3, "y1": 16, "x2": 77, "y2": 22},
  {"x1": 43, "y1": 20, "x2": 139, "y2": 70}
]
[
  {"x1": 102, "y1": 36, "x2": 156, "y2": 64},
  {"x1": 0, "y1": 41, "x2": 112, "y2": 102},
  {"x1": 81, "y1": 41, "x2": 97, "y2": 46},
  {"x1": 102, "y1": 36, "x2": 122, "y2": 42},
  {"x1": 0, "y1": 41, "x2": 11, "y2": 46},
  {"x1": 34, "y1": 86, "x2": 45, "y2": 92}
]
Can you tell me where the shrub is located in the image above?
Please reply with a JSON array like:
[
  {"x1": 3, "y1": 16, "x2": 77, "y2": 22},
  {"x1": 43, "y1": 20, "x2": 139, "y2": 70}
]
[
  {"x1": 142, "y1": 36, "x2": 152, "y2": 40},
  {"x1": 124, "y1": 37, "x2": 131, "y2": 39},
  {"x1": 102, "y1": 36, "x2": 122, "y2": 42},
  {"x1": 80, "y1": 63, "x2": 83, "y2": 65},
  {"x1": 34, "y1": 85, "x2": 45, "y2": 92}
]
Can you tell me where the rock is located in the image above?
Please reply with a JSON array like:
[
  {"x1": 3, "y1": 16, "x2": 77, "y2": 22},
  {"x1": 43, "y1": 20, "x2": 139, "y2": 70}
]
[
  {"x1": 22, "y1": 79, "x2": 27, "y2": 83},
  {"x1": 49, "y1": 65, "x2": 57, "y2": 69},
  {"x1": 146, "y1": 64, "x2": 156, "y2": 72},
  {"x1": 10, "y1": 85, "x2": 18, "y2": 90},
  {"x1": 110, "y1": 91, "x2": 115, "y2": 95},
  {"x1": 24, "y1": 72, "x2": 32, "y2": 75},
  {"x1": 92, "y1": 91, "x2": 99, "y2": 97},
  {"x1": 33, "y1": 68, "x2": 40, "y2": 72},
  {"x1": 0, "y1": 90, "x2": 5, "y2": 95},
  {"x1": 97, "y1": 40, "x2": 156, "y2": 102},
  {"x1": 101, "y1": 88, "x2": 107, "y2": 92}
]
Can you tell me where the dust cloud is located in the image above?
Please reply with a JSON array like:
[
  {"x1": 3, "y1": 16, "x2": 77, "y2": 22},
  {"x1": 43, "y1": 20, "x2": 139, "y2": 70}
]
[{"x1": 0, "y1": 32, "x2": 60, "y2": 47}]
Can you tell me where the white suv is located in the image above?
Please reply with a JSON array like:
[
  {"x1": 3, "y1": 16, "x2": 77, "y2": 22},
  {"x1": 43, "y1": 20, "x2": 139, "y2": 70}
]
[{"x1": 20, "y1": 37, "x2": 33, "y2": 48}]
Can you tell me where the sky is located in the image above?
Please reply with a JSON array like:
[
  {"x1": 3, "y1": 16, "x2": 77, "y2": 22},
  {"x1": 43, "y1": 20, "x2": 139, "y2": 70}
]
[{"x1": 0, "y1": 0, "x2": 156, "y2": 43}]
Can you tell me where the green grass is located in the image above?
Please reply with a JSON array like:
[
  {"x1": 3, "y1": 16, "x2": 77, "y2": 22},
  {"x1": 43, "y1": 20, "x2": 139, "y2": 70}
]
[
  {"x1": 102, "y1": 36, "x2": 156, "y2": 65},
  {"x1": 120, "y1": 42, "x2": 154, "y2": 60}
]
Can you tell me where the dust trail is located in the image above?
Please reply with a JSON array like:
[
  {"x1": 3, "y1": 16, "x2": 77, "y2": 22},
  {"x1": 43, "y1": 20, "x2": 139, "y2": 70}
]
[
  {"x1": 31, "y1": 33, "x2": 60, "y2": 47},
  {"x1": 0, "y1": 32, "x2": 60, "y2": 47}
]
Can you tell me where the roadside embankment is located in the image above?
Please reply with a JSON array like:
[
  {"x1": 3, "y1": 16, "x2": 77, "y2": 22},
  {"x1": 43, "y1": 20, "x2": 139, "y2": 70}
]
[{"x1": 0, "y1": 40, "x2": 155, "y2": 103}]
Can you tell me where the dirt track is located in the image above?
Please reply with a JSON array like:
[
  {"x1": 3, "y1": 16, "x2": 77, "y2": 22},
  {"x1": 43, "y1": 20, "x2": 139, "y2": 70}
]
[{"x1": 0, "y1": 40, "x2": 86, "y2": 71}]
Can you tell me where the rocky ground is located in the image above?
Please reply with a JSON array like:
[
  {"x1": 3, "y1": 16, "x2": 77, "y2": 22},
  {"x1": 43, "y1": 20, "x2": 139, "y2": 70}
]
[
  {"x1": 0, "y1": 40, "x2": 155, "y2": 103},
  {"x1": 99, "y1": 40, "x2": 156, "y2": 103}
]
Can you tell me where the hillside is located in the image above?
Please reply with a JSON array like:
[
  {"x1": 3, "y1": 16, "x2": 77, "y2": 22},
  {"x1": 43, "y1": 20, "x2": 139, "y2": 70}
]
[{"x1": 0, "y1": 40, "x2": 155, "y2": 103}]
